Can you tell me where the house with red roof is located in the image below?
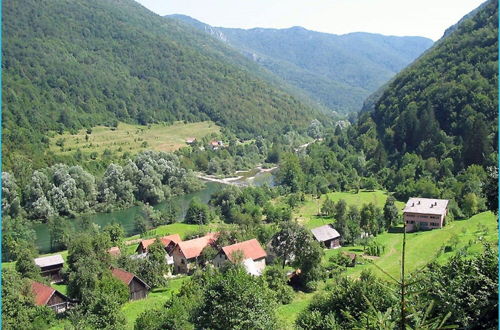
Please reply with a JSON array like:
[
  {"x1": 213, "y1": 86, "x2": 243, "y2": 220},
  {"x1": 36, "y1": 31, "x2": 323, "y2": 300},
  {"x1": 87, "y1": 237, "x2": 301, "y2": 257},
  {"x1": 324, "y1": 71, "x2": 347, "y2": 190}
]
[
  {"x1": 135, "y1": 234, "x2": 182, "y2": 255},
  {"x1": 213, "y1": 239, "x2": 267, "y2": 276},
  {"x1": 31, "y1": 281, "x2": 70, "y2": 314},
  {"x1": 171, "y1": 232, "x2": 218, "y2": 274},
  {"x1": 111, "y1": 268, "x2": 150, "y2": 301}
]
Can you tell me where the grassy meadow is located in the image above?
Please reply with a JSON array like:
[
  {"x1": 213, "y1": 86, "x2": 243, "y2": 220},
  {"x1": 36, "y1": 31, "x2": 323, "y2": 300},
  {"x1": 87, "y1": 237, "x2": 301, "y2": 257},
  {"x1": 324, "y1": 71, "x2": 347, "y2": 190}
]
[{"x1": 49, "y1": 121, "x2": 220, "y2": 157}]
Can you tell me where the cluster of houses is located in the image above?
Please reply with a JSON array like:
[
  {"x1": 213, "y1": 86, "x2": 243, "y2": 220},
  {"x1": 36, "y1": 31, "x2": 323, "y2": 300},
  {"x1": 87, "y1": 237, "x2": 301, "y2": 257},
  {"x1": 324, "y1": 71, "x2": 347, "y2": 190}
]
[
  {"x1": 185, "y1": 137, "x2": 225, "y2": 150},
  {"x1": 30, "y1": 197, "x2": 449, "y2": 312}
]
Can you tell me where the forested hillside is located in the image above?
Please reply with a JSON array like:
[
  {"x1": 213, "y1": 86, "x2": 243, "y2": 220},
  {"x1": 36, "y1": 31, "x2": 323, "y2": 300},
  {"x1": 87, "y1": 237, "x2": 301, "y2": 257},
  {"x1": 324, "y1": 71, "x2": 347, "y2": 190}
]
[
  {"x1": 361, "y1": 0, "x2": 497, "y2": 171},
  {"x1": 169, "y1": 14, "x2": 433, "y2": 114},
  {"x1": 2, "y1": 0, "x2": 327, "y2": 172}
]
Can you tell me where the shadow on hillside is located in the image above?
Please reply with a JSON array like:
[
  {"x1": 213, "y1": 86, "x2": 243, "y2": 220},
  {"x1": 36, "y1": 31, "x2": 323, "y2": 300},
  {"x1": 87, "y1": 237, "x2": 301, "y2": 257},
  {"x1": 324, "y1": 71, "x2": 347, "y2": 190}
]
[{"x1": 388, "y1": 227, "x2": 404, "y2": 234}]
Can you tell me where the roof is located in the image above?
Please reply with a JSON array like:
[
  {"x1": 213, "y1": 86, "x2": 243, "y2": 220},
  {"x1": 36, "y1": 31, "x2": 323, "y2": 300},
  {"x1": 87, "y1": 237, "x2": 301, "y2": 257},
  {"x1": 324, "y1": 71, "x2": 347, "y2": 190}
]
[
  {"x1": 176, "y1": 232, "x2": 218, "y2": 259},
  {"x1": 403, "y1": 198, "x2": 449, "y2": 216},
  {"x1": 221, "y1": 239, "x2": 267, "y2": 263},
  {"x1": 137, "y1": 234, "x2": 182, "y2": 252},
  {"x1": 34, "y1": 254, "x2": 64, "y2": 268},
  {"x1": 31, "y1": 281, "x2": 56, "y2": 306},
  {"x1": 107, "y1": 247, "x2": 121, "y2": 256},
  {"x1": 111, "y1": 268, "x2": 150, "y2": 289},
  {"x1": 311, "y1": 225, "x2": 340, "y2": 242}
]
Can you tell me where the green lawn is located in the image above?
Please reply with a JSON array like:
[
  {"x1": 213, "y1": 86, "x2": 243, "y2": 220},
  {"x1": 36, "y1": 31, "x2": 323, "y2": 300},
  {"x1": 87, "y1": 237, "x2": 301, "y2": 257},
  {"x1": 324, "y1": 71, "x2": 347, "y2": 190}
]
[
  {"x1": 49, "y1": 121, "x2": 220, "y2": 157},
  {"x1": 296, "y1": 190, "x2": 405, "y2": 229},
  {"x1": 122, "y1": 276, "x2": 189, "y2": 329},
  {"x1": 277, "y1": 210, "x2": 497, "y2": 326}
]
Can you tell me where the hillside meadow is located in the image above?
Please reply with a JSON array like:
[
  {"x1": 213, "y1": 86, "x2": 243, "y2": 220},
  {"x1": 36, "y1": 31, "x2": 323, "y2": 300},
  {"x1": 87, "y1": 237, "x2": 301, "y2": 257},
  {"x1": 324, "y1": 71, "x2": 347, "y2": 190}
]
[{"x1": 48, "y1": 121, "x2": 220, "y2": 157}]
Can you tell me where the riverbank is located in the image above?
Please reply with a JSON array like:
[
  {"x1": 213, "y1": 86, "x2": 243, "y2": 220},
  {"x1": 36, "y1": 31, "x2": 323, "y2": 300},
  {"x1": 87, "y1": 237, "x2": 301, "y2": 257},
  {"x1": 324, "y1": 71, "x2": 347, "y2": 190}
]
[{"x1": 196, "y1": 165, "x2": 278, "y2": 186}]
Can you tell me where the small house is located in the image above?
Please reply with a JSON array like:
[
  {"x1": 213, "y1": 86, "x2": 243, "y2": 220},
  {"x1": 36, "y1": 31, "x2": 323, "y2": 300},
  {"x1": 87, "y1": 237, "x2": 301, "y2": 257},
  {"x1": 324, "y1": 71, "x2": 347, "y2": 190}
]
[
  {"x1": 213, "y1": 239, "x2": 267, "y2": 276},
  {"x1": 31, "y1": 281, "x2": 70, "y2": 314},
  {"x1": 311, "y1": 225, "x2": 341, "y2": 249},
  {"x1": 135, "y1": 234, "x2": 182, "y2": 255},
  {"x1": 172, "y1": 233, "x2": 218, "y2": 274},
  {"x1": 111, "y1": 268, "x2": 150, "y2": 301},
  {"x1": 34, "y1": 254, "x2": 64, "y2": 283},
  {"x1": 186, "y1": 137, "x2": 197, "y2": 145},
  {"x1": 210, "y1": 140, "x2": 224, "y2": 150},
  {"x1": 403, "y1": 198, "x2": 449, "y2": 232}
]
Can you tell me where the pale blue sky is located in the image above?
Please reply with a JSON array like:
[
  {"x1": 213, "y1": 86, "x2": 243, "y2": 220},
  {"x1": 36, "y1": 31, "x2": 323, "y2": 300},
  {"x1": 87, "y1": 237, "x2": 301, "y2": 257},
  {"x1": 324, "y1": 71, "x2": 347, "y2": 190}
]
[{"x1": 135, "y1": 0, "x2": 486, "y2": 41}]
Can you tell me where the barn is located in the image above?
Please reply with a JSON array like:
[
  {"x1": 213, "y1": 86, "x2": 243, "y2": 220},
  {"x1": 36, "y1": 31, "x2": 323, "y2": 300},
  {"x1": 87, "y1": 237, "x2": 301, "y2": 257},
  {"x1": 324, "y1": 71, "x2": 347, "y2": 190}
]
[
  {"x1": 34, "y1": 254, "x2": 64, "y2": 283},
  {"x1": 31, "y1": 281, "x2": 70, "y2": 314},
  {"x1": 311, "y1": 224, "x2": 341, "y2": 249},
  {"x1": 111, "y1": 268, "x2": 150, "y2": 301}
]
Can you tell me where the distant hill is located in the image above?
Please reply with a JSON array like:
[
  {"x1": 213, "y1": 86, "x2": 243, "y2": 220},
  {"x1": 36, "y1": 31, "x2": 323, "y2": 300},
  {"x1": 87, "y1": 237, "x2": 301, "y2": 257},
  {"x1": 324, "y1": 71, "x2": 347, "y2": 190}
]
[
  {"x1": 2, "y1": 0, "x2": 327, "y2": 171},
  {"x1": 360, "y1": 0, "x2": 498, "y2": 168},
  {"x1": 169, "y1": 14, "x2": 433, "y2": 114}
]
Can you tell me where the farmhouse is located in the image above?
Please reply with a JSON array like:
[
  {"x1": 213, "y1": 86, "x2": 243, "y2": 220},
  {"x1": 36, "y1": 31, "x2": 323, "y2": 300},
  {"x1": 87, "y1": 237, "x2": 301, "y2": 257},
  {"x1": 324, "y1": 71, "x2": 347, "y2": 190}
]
[
  {"x1": 34, "y1": 254, "x2": 64, "y2": 283},
  {"x1": 311, "y1": 224, "x2": 341, "y2": 249},
  {"x1": 136, "y1": 234, "x2": 182, "y2": 254},
  {"x1": 213, "y1": 239, "x2": 267, "y2": 276},
  {"x1": 31, "y1": 281, "x2": 70, "y2": 314},
  {"x1": 403, "y1": 198, "x2": 449, "y2": 232},
  {"x1": 172, "y1": 232, "x2": 218, "y2": 274},
  {"x1": 111, "y1": 268, "x2": 150, "y2": 301},
  {"x1": 186, "y1": 137, "x2": 197, "y2": 144}
]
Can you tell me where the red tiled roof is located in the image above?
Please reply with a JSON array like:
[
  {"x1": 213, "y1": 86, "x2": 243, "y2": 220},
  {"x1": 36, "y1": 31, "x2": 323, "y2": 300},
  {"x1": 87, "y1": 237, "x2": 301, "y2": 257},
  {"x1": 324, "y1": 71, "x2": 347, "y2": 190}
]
[
  {"x1": 31, "y1": 281, "x2": 55, "y2": 306},
  {"x1": 176, "y1": 232, "x2": 218, "y2": 259},
  {"x1": 222, "y1": 239, "x2": 267, "y2": 263},
  {"x1": 137, "y1": 234, "x2": 182, "y2": 252},
  {"x1": 111, "y1": 268, "x2": 135, "y2": 285}
]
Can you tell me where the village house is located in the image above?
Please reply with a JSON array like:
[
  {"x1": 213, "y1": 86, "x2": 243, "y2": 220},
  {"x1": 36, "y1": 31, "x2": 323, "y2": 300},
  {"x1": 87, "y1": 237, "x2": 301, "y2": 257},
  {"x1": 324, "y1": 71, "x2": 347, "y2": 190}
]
[
  {"x1": 31, "y1": 281, "x2": 70, "y2": 314},
  {"x1": 111, "y1": 268, "x2": 150, "y2": 301},
  {"x1": 403, "y1": 197, "x2": 449, "y2": 232},
  {"x1": 210, "y1": 140, "x2": 224, "y2": 150},
  {"x1": 172, "y1": 232, "x2": 218, "y2": 274},
  {"x1": 135, "y1": 234, "x2": 182, "y2": 264},
  {"x1": 311, "y1": 224, "x2": 341, "y2": 249},
  {"x1": 185, "y1": 137, "x2": 197, "y2": 145},
  {"x1": 213, "y1": 239, "x2": 267, "y2": 276},
  {"x1": 34, "y1": 254, "x2": 64, "y2": 283}
]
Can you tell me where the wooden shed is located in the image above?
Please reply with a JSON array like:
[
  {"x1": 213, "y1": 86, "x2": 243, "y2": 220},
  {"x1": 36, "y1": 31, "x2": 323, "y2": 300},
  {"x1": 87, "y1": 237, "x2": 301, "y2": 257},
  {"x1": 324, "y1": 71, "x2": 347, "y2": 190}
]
[
  {"x1": 111, "y1": 268, "x2": 150, "y2": 301},
  {"x1": 311, "y1": 225, "x2": 341, "y2": 249},
  {"x1": 34, "y1": 254, "x2": 64, "y2": 283},
  {"x1": 31, "y1": 281, "x2": 70, "y2": 314}
]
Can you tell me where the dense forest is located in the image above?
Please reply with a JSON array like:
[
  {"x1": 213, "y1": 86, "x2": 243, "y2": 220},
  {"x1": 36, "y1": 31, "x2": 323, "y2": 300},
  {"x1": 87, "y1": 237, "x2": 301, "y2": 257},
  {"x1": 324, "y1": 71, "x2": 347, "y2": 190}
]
[
  {"x1": 171, "y1": 14, "x2": 433, "y2": 114},
  {"x1": 2, "y1": 0, "x2": 329, "y2": 173}
]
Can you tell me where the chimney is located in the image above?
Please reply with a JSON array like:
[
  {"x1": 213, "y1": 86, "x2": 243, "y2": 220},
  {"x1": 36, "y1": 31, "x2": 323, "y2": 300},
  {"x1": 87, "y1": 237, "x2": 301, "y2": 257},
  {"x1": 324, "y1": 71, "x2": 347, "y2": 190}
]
[
  {"x1": 411, "y1": 203, "x2": 414, "y2": 207},
  {"x1": 417, "y1": 201, "x2": 420, "y2": 205}
]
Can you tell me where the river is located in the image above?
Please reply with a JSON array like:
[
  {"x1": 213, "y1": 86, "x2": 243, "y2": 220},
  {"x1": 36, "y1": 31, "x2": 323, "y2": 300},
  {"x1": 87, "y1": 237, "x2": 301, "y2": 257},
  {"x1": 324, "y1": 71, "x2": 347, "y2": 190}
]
[{"x1": 34, "y1": 169, "x2": 276, "y2": 254}]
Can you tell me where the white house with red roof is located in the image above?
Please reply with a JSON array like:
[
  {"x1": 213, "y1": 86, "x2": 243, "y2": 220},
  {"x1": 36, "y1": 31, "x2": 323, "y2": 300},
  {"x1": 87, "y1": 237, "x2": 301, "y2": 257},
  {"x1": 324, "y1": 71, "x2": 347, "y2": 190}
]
[
  {"x1": 171, "y1": 232, "x2": 218, "y2": 274},
  {"x1": 213, "y1": 239, "x2": 267, "y2": 276}
]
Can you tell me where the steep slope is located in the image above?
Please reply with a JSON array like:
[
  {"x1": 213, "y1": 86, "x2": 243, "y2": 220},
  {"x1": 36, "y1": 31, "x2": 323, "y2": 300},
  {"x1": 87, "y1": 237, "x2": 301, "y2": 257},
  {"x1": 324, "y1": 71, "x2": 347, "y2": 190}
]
[
  {"x1": 2, "y1": 0, "x2": 327, "y2": 170},
  {"x1": 362, "y1": 0, "x2": 497, "y2": 168},
  {"x1": 169, "y1": 15, "x2": 433, "y2": 114}
]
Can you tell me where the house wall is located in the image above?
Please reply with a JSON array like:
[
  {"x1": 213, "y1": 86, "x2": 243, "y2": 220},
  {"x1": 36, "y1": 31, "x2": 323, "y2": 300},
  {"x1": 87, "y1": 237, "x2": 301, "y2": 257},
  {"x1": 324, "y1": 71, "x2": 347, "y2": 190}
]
[
  {"x1": 404, "y1": 210, "x2": 447, "y2": 232},
  {"x1": 254, "y1": 257, "x2": 266, "y2": 273},
  {"x1": 213, "y1": 252, "x2": 227, "y2": 268},
  {"x1": 129, "y1": 278, "x2": 148, "y2": 300},
  {"x1": 172, "y1": 247, "x2": 190, "y2": 274},
  {"x1": 47, "y1": 292, "x2": 69, "y2": 314},
  {"x1": 40, "y1": 265, "x2": 63, "y2": 283}
]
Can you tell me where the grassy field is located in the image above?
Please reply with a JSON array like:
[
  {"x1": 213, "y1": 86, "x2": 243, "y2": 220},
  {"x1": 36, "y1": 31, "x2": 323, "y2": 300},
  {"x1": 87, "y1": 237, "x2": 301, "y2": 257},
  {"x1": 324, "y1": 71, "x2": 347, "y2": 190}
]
[
  {"x1": 122, "y1": 276, "x2": 189, "y2": 329},
  {"x1": 278, "y1": 210, "x2": 497, "y2": 326},
  {"x1": 49, "y1": 121, "x2": 220, "y2": 157},
  {"x1": 295, "y1": 190, "x2": 406, "y2": 229}
]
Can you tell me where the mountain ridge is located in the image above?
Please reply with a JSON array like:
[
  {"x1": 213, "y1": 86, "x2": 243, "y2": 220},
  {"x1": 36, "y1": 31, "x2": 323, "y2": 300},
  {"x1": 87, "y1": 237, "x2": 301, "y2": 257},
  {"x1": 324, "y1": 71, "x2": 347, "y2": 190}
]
[{"x1": 168, "y1": 14, "x2": 434, "y2": 113}]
